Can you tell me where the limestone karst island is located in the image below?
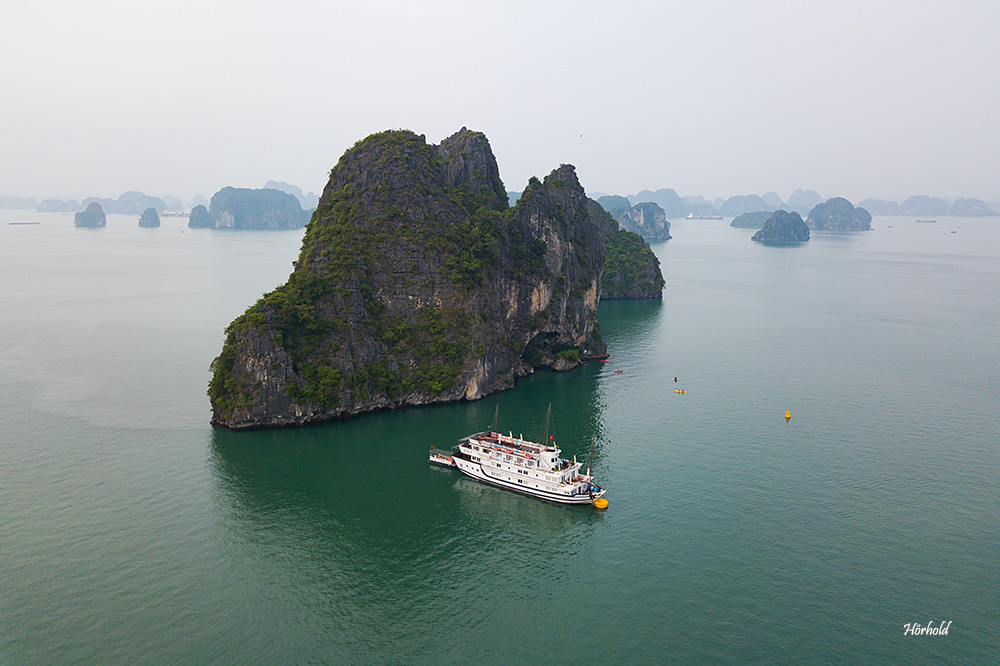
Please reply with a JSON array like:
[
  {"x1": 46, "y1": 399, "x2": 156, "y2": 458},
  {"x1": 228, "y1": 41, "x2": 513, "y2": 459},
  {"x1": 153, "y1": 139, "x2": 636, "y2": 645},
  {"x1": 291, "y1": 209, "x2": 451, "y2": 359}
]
[{"x1": 209, "y1": 128, "x2": 664, "y2": 428}]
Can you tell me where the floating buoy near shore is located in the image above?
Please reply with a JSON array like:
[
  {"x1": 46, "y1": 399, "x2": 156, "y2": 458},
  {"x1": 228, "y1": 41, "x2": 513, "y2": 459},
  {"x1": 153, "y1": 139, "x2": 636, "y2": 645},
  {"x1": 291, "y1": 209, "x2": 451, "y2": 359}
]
[
  {"x1": 593, "y1": 497, "x2": 609, "y2": 510},
  {"x1": 785, "y1": 409, "x2": 791, "y2": 421}
]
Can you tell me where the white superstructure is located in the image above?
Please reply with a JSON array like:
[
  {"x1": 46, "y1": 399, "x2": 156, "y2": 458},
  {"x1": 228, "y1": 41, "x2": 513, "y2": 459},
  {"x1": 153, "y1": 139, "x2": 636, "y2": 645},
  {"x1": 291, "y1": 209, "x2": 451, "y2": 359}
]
[{"x1": 443, "y1": 430, "x2": 605, "y2": 505}]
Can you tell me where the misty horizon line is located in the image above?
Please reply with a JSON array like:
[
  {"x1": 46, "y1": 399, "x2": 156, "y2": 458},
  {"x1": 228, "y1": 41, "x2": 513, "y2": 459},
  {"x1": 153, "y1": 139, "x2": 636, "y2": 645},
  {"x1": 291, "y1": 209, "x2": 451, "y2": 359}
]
[{"x1": 3, "y1": 185, "x2": 999, "y2": 212}]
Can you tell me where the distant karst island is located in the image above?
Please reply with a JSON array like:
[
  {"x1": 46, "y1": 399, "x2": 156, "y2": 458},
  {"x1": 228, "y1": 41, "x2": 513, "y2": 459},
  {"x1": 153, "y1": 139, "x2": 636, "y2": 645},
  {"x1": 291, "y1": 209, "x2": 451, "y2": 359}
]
[
  {"x1": 188, "y1": 204, "x2": 213, "y2": 228},
  {"x1": 751, "y1": 210, "x2": 810, "y2": 243},
  {"x1": 582, "y1": 188, "x2": 998, "y2": 219},
  {"x1": 74, "y1": 202, "x2": 106, "y2": 228},
  {"x1": 734, "y1": 197, "x2": 872, "y2": 233},
  {"x1": 806, "y1": 197, "x2": 871, "y2": 231},
  {"x1": 6, "y1": 185, "x2": 996, "y2": 221},
  {"x1": 188, "y1": 187, "x2": 311, "y2": 230},
  {"x1": 139, "y1": 207, "x2": 160, "y2": 228},
  {"x1": 208, "y1": 128, "x2": 664, "y2": 428},
  {"x1": 596, "y1": 197, "x2": 672, "y2": 242},
  {"x1": 730, "y1": 211, "x2": 772, "y2": 229}
]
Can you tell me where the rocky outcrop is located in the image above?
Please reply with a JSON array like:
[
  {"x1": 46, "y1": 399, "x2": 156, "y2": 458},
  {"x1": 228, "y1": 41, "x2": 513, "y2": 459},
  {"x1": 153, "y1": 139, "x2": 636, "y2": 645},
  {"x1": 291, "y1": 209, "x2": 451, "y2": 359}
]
[
  {"x1": 730, "y1": 211, "x2": 771, "y2": 229},
  {"x1": 74, "y1": 202, "x2": 106, "y2": 228},
  {"x1": 0, "y1": 196, "x2": 38, "y2": 209},
  {"x1": 752, "y1": 210, "x2": 810, "y2": 242},
  {"x1": 264, "y1": 180, "x2": 319, "y2": 210},
  {"x1": 38, "y1": 199, "x2": 80, "y2": 212},
  {"x1": 628, "y1": 188, "x2": 686, "y2": 218},
  {"x1": 589, "y1": 200, "x2": 664, "y2": 299},
  {"x1": 719, "y1": 194, "x2": 776, "y2": 217},
  {"x1": 209, "y1": 129, "x2": 609, "y2": 428},
  {"x1": 949, "y1": 198, "x2": 997, "y2": 216},
  {"x1": 188, "y1": 205, "x2": 213, "y2": 228},
  {"x1": 596, "y1": 195, "x2": 631, "y2": 219},
  {"x1": 208, "y1": 187, "x2": 309, "y2": 229},
  {"x1": 807, "y1": 197, "x2": 872, "y2": 231},
  {"x1": 83, "y1": 191, "x2": 166, "y2": 215},
  {"x1": 617, "y1": 201, "x2": 671, "y2": 241},
  {"x1": 788, "y1": 189, "x2": 823, "y2": 214},
  {"x1": 898, "y1": 195, "x2": 949, "y2": 217},
  {"x1": 858, "y1": 198, "x2": 899, "y2": 215},
  {"x1": 761, "y1": 192, "x2": 785, "y2": 209},
  {"x1": 139, "y1": 207, "x2": 160, "y2": 227}
]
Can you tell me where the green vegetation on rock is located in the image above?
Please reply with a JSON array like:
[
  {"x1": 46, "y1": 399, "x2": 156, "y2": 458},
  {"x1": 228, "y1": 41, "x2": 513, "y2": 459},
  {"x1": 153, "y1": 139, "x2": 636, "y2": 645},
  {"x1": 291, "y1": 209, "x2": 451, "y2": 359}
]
[
  {"x1": 618, "y1": 201, "x2": 672, "y2": 241},
  {"x1": 209, "y1": 187, "x2": 310, "y2": 229},
  {"x1": 587, "y1": 200, "x2": 664, "y2": 299},
  {"x1": 807, "y1": 197, "x2": 872, "y2": 231},
  {"x1": 596, "y1": 195, "x2": 631, "y2": 219},
  {"x1": 209, "y1": 128, "x2": 613, "y2": 428},
  {"x1": 751, "y1": 210, "x2": 810, "y2": 242}
]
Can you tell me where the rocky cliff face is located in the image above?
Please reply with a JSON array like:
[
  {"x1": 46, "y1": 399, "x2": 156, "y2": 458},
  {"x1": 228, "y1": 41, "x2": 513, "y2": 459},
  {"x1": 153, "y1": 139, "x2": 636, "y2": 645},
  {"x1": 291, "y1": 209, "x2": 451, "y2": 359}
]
[
  {"x1": 617, "y1": 201, "x2": 671, "y2": 240},
  {"x1": 209, "y1": 129, "x2": 608, "y2": 428},
  {"x1": 807, "y1": 197, "x2": 872, "y2": 231},
  {"x1": 589, "y1": 200, "x2": 664, "y2": 299}
]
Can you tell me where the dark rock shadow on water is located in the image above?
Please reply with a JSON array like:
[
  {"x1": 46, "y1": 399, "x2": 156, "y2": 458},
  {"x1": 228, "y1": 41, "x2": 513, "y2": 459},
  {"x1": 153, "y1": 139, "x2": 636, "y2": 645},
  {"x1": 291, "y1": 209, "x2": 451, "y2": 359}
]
[
  {"x1": 757, "y1": 240, "x2": 808, "y2": 247},
  {"x1": 206, "y1": 366, "x2": 610, "y2": 582},
  {"x1": 597, "y1": 298, "x2": 663, "y2": 348},
  {"x1": 808, "y1": 230, "x2": 861, "y2": 243}
]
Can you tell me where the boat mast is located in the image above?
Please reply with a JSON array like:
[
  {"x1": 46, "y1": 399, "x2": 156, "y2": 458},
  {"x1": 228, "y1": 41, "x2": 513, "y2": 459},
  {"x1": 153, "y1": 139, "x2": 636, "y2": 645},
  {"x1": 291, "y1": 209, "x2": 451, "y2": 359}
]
[
  {"x1": 491, "y1": 405, "x2": 500, "y2": 433},
  {"x1": 543, "y1": 403, "x2": 551, "y2": 444},
  {"x1": 586, "y1": 438, "x2": 596, "y2": 484}
]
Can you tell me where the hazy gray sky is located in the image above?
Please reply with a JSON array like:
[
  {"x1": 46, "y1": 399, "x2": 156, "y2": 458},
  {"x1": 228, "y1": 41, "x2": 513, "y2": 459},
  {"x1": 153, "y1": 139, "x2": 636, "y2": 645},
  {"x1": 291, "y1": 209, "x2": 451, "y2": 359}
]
[{"x1": 3, "y1": 0, "x2": 999, "y2": 203}]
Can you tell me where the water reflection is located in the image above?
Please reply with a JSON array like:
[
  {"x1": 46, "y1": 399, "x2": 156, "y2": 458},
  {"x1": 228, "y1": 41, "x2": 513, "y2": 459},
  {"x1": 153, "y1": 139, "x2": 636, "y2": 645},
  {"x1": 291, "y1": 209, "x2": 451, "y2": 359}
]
[
  {"x1": 451, "y1": 476, "x2": 602, "y2": 533},
  {"x1": 207, "y1": 367, "x2": 613, "y2": 565},
  {"x1": 204, "y1": 303, "x2": 666, "y2": 657},
  {"x1": 596, "y1": 298, "x2": 663, "y2": 349}
]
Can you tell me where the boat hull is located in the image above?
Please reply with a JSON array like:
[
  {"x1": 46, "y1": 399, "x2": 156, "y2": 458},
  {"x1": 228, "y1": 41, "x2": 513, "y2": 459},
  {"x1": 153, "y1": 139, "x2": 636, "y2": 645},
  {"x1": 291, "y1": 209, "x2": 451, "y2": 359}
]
[{"x1": 453, "y1": 456, "x2": 604, "y2": 505}]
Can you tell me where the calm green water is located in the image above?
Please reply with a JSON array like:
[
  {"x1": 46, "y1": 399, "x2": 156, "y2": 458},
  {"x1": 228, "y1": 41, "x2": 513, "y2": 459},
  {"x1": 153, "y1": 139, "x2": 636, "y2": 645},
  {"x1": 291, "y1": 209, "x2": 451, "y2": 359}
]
[{"x1": 2, "y1": 213, "x2": 997, "y2": 664}]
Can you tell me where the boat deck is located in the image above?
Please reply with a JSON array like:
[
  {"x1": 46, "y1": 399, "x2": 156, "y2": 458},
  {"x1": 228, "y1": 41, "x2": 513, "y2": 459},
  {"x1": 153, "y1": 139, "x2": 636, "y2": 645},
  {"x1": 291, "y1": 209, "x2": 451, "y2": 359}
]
[{"x1": 428, "y1": 448, "x2": 457, "y2": 467}]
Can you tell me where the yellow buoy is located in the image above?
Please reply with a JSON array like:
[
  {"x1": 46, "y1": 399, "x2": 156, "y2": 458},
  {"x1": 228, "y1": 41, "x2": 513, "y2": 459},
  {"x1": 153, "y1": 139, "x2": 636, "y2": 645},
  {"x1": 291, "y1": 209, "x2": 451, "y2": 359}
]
[
  {"x1": 593, "y1": 497, "x2": 609, "y2": 510},
  {"x1": 785, "y1": 409, "x2": 791, "y2": 421}
]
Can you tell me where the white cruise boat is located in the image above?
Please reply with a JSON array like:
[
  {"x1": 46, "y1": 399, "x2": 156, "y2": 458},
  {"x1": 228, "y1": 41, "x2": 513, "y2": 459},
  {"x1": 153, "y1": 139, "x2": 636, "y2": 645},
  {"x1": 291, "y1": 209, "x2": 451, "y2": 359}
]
[{"x1": 433, "y1": 429, "x2": 606, "y2": 505}]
